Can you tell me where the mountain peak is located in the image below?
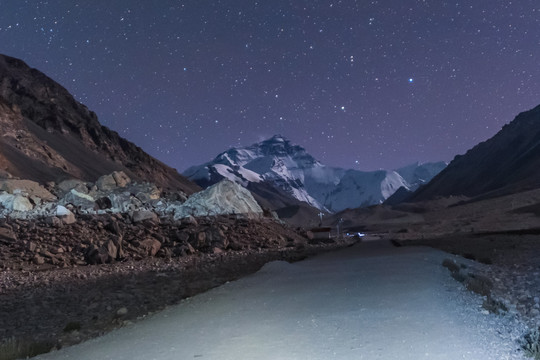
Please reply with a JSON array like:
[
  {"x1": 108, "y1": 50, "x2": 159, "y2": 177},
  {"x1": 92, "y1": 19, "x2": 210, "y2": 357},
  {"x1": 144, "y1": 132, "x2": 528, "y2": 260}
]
[
  {"x1": 185, "y1": 135, "x2": 446, "y2": 212},
  {"x1": 267, "y1": 134, "x2": 287, "y2": 141}
]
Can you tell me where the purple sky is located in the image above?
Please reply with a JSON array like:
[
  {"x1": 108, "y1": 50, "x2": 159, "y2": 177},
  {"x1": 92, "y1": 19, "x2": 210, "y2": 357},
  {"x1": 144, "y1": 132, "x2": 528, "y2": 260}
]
[{"x1": 1, "y1": 1, "x2": 539, "y2": 171}]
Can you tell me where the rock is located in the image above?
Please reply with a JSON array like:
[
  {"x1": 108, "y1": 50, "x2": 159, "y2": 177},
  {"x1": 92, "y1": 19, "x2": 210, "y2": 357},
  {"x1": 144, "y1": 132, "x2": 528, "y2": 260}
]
[
  {"x1": 194, "y1": 232, "x2": 207, "y2": 248},
  {"x1": 95, "y1": 197, "x2": 112, "y2": 210},
  {"x1": 105, "y1": 220, "x2": 123, "y2": 236},
  {"x1": 112, "y1": 171, "x2": 131, "y2": 188},
  {"x1": 169, "y1": 180, "x2": 263, "y2": 219},
  {"x1": 12, "y1": 194, "x2": 33, "y2": 211},
  {"x1": 96, "y1": 174, "x2": 117, "y2": 191},
  {"x1": 116, "y1": 307, "x2": 128, "y2": 317},
  {"x1": 29, "y1": 195, "x2": 42, "y2": 206},
  {"x1": 105, "y1": 192, "x2": 132, "y2": 212},
  {"x1": 0, "y1": 192, "x2": 15, "y2": 210},
  {"x1": 84, "y1": 244, "x2": 110, "y2": 265},
  {"x1": 164, "y1": 191, "x2": 188, "y2": 202},
  {"x1": 62, "y1": 189, "x2": 95, "y2": 210},
  {"x1": 182, "y1": 215, "x2": 198, "y2": 226},
  {"x1": 178, "y1": 243, "x2": 196, "y2": 256},
  {"x1": 174, "y1": 231, "x2": 190, "y2": 243},
  {"x1": 45, "y1": 216, "x2": 63, "y2": 228},
  {"x1": 138, "y1": 238, "x2": 161, "y2": 256},
  {"x1": 62, "y1": 212, "x2": 76, "y2": 225},
  {"x1": 105, "y1": 239, "x2": 118, "y2": 260},
  {"x1": 132, "y1": 210, "x2": 158, "y2": 223},
  {"x1": 51, "y1": 247, "x2": 64, "y2": 254},
  {"x1": 213, "y1": 247, "x2": 224, "y2": 254},
  {"x1": 28, "y1": 241, "x2": 37, "y2": 252},
  {"x1": 0, "y1": 227, "x2": 17, "y2": 243},
  {"x1": 0, "y1": 179, "x2": 56, "y2": 201},
  {"x1": 83, "y1": 239, "x2": 123, "y2": 264},
  {"x1": 57, "y1": 179, "x2": 88, "y2": 195},
  {"x1": 32, "y1": 254, "x2": 45, "y2": 265},
  {"x1": 56, "y1": 205, "x2": 76, "y2": 224},
  {"x1": 133, "y1": 184, "x2": 161, "y2": 202}
]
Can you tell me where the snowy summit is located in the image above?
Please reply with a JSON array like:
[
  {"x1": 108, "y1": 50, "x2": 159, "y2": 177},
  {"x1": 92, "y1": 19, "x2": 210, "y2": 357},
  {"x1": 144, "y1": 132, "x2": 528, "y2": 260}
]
[{"x1": 184, "y1": 135, "x2": 446, "y2": 212}]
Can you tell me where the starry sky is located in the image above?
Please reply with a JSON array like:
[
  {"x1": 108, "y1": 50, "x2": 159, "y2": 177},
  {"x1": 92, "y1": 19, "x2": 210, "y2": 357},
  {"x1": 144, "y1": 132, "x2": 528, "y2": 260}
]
[{"x1": 1, "y1": 1, "x2": 539, "y2": 172}]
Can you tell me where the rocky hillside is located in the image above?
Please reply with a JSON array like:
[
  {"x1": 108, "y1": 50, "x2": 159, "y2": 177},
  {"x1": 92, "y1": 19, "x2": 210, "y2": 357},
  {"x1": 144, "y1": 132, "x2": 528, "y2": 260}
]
[
  {"x1": 0, "y1": 170, "x2": 320, "y2": 269},
  {"x1": 0, "y1": 54, "x2": 199, "y2": 194},
  {"x1": 412, "y1": 104, "x2": 540, "y2": 201}
]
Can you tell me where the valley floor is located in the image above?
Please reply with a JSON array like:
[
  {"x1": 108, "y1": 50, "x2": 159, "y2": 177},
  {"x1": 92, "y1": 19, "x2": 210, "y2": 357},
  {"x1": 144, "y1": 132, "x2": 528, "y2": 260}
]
[
  {"x1": 403, "y1": 233, "x2": 540, "y2": 331},
  {"x1": 33, "y1": 241, "x2": 527, "y2": 360},
  {"x1": 0, "y1": 241, "x2": 352, "y2": 360}
]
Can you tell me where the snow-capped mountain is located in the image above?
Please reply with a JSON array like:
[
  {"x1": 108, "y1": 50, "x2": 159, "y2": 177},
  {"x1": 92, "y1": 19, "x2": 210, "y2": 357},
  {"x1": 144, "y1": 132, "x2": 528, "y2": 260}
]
[
  {"x1": 184, "y1": 135, "x2": 325, "y2": 209},
  {"x1": 184, "y1": 135, "x2": 446, "y2": 212}
]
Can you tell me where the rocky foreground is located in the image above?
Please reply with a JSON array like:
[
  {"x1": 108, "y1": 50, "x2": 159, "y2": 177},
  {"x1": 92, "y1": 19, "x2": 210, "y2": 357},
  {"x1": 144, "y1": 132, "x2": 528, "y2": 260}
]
[
  {"x1": 0, "y1": 212, "x2": 355, "y2": 359},
  {"x1": 0, "y1": 170, "x2": 357, "y2": 359}
]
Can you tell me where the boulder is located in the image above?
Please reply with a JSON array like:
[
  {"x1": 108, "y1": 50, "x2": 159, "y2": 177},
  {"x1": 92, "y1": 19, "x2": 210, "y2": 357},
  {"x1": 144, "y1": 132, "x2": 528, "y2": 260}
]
[
  {"x1": 85, "y1": 244, "x2": 109, "y2": 265},
  {"x1": 0, "y1": 179, "x2": 56, "y2": 201},
  {"x1": 105, "y1": 220, "x2": 123, "y2": 236},
  {"x1": 0, "y1": 227, "x2": 17, "y2": 244},
  {"x1": 132, "y1": 210, "x2": 158, "y2": 223},
  {"x1": 111, "y1": 171, "x2": 131, "y2": 187},
  {"x1": 12, "y1": 194, "x2": 33, "y2": 211},
  {"x1": 56, "y1": 205, "x2": 76, "y2": 225},
  {"x1": 95, "y1": 197, "x2": 113, "y2": 210},
  {"x1": 85, "y1": 238, "x2": 122, "y2": 264},
  {"x1": 0, "y1": 192, "x2": 15, "y2": 210},
  {"x1": 138, "y1": 238, "x2": 161, "y2": 256},
  {"x1": 170, "y1": 180, "x2": 263, "y2": 219},
  {"x1": 105, "y1": 239, "x2": 118, "y2": 260},
  {"x1": 57, "y1": 179, "x2": 88, "y2": 195},
  {"x1": 45, "y1": 216, "x2": 63, "y2": 228},
  {"x1": 32, "y1": 254, "x2": 45, "y2": 265},
  {"x1": 106, "y1": 192, "x2": 144, "y2": 212},
  {"x1": 61, "y1": 189, "x2": 95, "y2": 210},
  {"x1": 96, "y1": 174, "x2": 117, "y2": 192}
]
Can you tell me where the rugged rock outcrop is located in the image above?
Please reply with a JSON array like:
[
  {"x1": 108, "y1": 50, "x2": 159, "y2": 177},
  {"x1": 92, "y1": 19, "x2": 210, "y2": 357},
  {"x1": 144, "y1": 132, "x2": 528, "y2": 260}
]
[
  {"x1": 0, "y1": 171, "x2": 308, "y2": 269},
  {"x1": 0, "y1": 171, "x2": 266, "y2": 228},
  {"x1": 0, "y1": 54, "x2": 200, "y2": 194}
]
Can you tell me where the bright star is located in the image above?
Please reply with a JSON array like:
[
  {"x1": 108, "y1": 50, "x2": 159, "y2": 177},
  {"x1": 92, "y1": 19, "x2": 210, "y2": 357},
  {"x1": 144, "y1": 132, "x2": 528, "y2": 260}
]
[{"x1": 408, "y1": 78, "x2": 414, "y2": 83}]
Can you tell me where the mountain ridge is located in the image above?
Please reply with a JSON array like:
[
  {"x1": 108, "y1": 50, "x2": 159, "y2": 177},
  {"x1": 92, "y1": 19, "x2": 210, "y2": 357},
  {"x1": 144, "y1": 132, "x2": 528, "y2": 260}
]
[
  {"x1": 0, "y1": 54, "x2": 200, "y2": 194},
  {"x1": 411, "y1": 104, "x2": 540, "y2": 201},
  {"x1": 184, "y1": 135, "x2": 446, "y2": 212}
]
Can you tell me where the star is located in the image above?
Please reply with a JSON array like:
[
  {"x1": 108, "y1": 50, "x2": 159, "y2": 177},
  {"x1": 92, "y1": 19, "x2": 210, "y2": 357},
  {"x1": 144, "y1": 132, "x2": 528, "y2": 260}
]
[{"x1": 0, "y1": 0, "x2": 537, "y2": 173}]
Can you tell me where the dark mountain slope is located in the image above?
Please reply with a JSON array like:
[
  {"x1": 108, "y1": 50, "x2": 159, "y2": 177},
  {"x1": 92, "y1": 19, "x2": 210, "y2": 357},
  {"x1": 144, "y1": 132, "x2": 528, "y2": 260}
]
[
  {"x1": 0, "y1": 54, "x2": 200, "y2": 194},
  {"x1": 412, "y1": 104, "x2": 540, "y2": 201}
]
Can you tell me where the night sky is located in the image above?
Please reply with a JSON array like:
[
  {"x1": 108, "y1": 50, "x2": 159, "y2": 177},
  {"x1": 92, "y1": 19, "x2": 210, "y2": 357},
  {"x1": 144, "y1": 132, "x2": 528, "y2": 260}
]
[{"x1": 1, "y1": 1, "x2": 539, "y2": 172}]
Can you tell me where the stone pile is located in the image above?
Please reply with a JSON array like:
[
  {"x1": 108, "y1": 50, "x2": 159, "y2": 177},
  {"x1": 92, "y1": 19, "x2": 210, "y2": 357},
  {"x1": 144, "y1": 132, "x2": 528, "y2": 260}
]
[
  {"x1": 0, "y1": 173, "x2": 264, "y2": 224},
  {"x1": 0, "y1": 212, "x2": 309, "y2": 270}
]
